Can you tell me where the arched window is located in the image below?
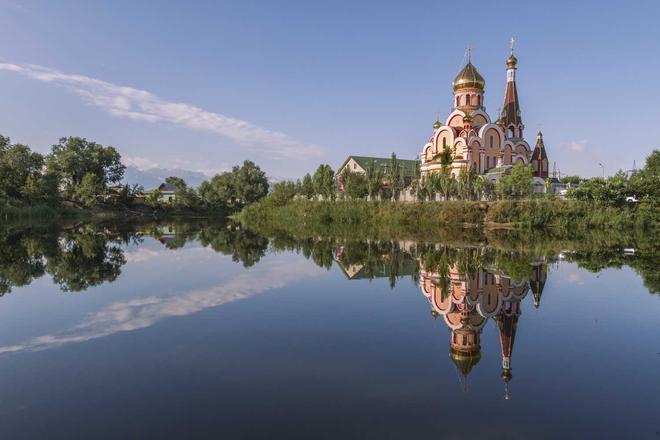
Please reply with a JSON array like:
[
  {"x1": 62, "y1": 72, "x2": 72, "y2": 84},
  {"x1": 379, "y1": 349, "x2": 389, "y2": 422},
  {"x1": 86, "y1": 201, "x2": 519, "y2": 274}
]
[
  {"x1": 477, "y1": 95, "x2": 481, "y2": 106},
  {"x1": 466, "y1": 95, "x2": 471, "y2": 105},
  {"x1": 509, "y1": 126, "x2": 515, "y2": 138},
  {"x1": 442, "y1": 137, "x2": 447, "y2": 148},
  {"x1": 489, "y1": 136, "x2": 493, "y2": 148},
  {"x1": 456, "y1": 96, "x2": 460, "y2": 107}
]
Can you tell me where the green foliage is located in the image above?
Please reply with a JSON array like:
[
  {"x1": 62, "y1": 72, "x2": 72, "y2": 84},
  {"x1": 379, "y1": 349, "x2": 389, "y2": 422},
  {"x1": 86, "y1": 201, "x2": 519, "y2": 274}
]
[
  {"x1": 46, "y1": 136, "x2": 125, "y2": 197},
  {"x1": 341, "y1": 170, "x2": 369, "y2": 200},
  {"x1": 74, "y1": 173, "x2": 103, "y2": 208},
  {"x1": 299, "y1": 173, "x2": 315, "y2": 199},
  {"x1": 198, "y1": 160, "x2": 268, "y2": 211},
  {"x1": 269, "y1": 181, "x2": 298, "y2": 206},
  {"x1": 561, "y1": 175, "x2": 581, "y2": 185},
  {"x1": 313, "y1": 164, "x2": 336, "y2": 200}
]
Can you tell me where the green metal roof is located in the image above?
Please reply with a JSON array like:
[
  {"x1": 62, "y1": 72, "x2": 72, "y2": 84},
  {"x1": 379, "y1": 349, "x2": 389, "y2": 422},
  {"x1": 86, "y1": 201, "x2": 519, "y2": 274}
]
[{"x1": 339, "y1": 155, "x2": 419, "y2": 176}]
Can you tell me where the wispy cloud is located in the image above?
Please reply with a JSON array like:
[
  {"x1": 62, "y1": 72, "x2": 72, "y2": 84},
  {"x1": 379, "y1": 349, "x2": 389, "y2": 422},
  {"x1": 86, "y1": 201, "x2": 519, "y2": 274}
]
[
  {"x1": 0, "y1": 62, "x2": 325, "y2": 160},
  {"x1": 122, "y1": 155, "x2": 161, "y2": 171},
  {"x1": 0, "y1": 258, "x2": 324, "y2": 355},
  {"x1": 561, "y1": 139, "x2": 587, "y2": 153}
]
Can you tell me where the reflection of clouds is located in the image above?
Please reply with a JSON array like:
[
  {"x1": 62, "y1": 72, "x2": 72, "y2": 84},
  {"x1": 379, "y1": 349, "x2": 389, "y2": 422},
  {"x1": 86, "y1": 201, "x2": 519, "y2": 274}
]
[
  {"x1": 0, "y1": 259, "x2": 323, "y2": 355},
  {"x1": 124, "y1": 247, "x2": 162, "y2": 263},
  {"x1": 556, "y1": 267, "x2": 586, "y2": 285}
]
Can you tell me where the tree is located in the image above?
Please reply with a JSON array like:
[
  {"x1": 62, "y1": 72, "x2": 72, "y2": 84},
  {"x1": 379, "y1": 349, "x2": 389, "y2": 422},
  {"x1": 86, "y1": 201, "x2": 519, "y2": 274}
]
[
  {"x1": 46, "y1": 137, "x2": 125, "y2": 198},
  {"x1": 629, "y1": 149, "x2": 660, "y2": 202},
  {"x1": 509, "y1": 163, "x2": 533, "y2": 198},
  {"x1": 74, "y1": 173, "x2": 103, "y2": 208},
  {"x1": 232, "y1": 160, "x2": 269, "y2": 207},
  {"x1": 269, "y1": 181, "x2": 297, "y2": 205},
  {"x1": 457, "y1": 168, "x2": 478, "y2": 200},
  {"x1": 365, "y1": 161, "x2": 384, "y2": 200},
  {"x1": 341, "y1": 170, "x2": 368, "y2": 200},
  {"x1": 165, "y1": 176, "x2": 200, "y2": 209},
  {"x1": 0, "y1": 139, "x2": 45, "y2": 203},
  {"x1": 198, "y1": 161, "x2": 268, "y2": 211},
  {"x1": 561, "y1": 175, "x2": 581, "y2": 185},
  {"x1": 386, "y1": 153, "x2": 402, "y2": 200},
  {"x1": 300, "y1": 173, "x2": 315, "y2": 199},
  {"x1": 437, "y1": 168, "x2": 454, "y2": 201},
  {"x1": 313, "y1": 164, "x2": 336, "y2": 200}
]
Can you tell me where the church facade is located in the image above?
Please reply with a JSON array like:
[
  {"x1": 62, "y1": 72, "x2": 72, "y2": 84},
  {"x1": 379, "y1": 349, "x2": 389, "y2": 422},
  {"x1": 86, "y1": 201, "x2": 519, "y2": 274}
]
[{"x1": 420, "y1": 44, "x2": 549, "y2": 181}]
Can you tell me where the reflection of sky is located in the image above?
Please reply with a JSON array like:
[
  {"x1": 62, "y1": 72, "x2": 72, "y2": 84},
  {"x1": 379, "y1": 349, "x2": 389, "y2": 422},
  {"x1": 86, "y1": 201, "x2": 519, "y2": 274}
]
[
  {"x1": 0, "y1": 243, "x2": 658, "y2": 438},
  {"x1": 0, "y1": 237, "x2": 324, "y2": 352}
]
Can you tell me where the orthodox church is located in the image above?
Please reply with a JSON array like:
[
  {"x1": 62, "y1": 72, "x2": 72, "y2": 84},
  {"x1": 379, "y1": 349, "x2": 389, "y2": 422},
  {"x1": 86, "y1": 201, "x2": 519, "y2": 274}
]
[{"x1": 420, "y1": 42, "x2": 549, "y2": 181}]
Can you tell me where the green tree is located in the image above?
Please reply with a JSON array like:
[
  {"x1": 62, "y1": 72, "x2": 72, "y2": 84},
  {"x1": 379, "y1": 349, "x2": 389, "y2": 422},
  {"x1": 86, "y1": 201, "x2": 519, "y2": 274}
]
[
  {"x1": 386, "y1": 153, "x2": 402, "y2": 200},
  {"x1": 165, "y1": 176, "x2": 200, "y2": 209},
  {"x1": 365, "y1": 161, "x2": 384, "y2": 200},
  {"x1": 74, "y1": 173, "x2": 103, "y2": 208},
  {"x1": 509, "y1": 163, "x2": 533, "y2": 198},
  {"x1": 0, "y1": 138, "x2": 45, "y2": 203},
  {"x1": 46, "y1": 137, "x2": 125, "y2": 198},
  {"x1": 269, "y1": 181, "x2": 297, "y2": 205},
  {"x1": 300, "y1": 173, "x2": 315, "y2": 199},
  {"x1": 313, "y1": 164, "x2": 336, "y2": 200},
  {"x1": 342, "y1": 170, "x2": 369, "y2": 200},
  {"x1": 232, "y1": 160, "x2": 269, "y2": 207}
]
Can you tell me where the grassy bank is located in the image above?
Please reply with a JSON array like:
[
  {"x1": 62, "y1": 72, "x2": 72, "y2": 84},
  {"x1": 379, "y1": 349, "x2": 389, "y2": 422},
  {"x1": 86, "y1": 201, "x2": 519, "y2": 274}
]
[{"x1": 235, "y1": 198, "x2": 658, "y2": 240}]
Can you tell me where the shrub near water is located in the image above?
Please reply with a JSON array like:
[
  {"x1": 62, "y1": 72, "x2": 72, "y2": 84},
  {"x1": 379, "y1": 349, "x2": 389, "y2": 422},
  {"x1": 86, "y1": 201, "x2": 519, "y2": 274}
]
[{"x1": 237, "y1": 198, "x2": 657, "y2": 237}]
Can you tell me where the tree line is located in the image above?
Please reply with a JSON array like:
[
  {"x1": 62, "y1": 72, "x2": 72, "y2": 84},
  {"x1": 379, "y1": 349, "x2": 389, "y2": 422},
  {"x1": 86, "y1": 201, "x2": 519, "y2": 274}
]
[{"x1": 0, "y1": 133, "x2": 270, "y2": 215}]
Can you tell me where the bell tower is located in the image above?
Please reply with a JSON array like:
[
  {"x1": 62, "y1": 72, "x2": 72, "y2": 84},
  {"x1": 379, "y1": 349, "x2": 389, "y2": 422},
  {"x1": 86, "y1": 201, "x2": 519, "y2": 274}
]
[{"x1": 499, "y1": 38, "x2": 524, "y2": 139}]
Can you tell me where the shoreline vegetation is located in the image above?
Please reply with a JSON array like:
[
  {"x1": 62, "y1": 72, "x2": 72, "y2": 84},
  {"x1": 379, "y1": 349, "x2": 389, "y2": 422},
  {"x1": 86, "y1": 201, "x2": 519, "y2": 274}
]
[
  {"x1": 234, "y1": 198, "x2": 658, "y2": 241},
  {"x1": 1, "y1": 131, "x2": 658, "y2": 241}
]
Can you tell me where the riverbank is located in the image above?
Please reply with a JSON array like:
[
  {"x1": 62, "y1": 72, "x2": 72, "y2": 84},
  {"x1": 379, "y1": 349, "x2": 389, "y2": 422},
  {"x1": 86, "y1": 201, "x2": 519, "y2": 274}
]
[{"x1": 234, "y1": 198, "x2": 658, "y2": 240}]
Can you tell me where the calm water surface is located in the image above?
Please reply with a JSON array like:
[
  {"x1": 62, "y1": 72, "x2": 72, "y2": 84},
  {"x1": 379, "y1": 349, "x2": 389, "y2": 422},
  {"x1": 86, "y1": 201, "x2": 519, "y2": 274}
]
[{"x1": 0, "y1": 223, "x2": 658, "y2": 439}]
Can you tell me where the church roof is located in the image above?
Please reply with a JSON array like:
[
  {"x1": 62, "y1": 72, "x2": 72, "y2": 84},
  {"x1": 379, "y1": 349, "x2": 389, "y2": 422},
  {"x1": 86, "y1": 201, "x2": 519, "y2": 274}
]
[
  {"x1": 531, "y1": 132, "x2": 548, "y2": 162},
  {"x1": 338, "y1": 155, "x2": 419, "y2": 176},
  {"x1": 452, "y1": 62, "x2": 486, "y2": 91}
]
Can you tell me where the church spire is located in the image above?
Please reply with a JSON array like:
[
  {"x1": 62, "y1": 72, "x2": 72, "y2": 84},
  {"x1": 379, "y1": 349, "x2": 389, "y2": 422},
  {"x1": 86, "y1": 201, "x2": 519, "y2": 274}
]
[{"x1": 500, "y1": 38, "x2": 523, "y2": 138}]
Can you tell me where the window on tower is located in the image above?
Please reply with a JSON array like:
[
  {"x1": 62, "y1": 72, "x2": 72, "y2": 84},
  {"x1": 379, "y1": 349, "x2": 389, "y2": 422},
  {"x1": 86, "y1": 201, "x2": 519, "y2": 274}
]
[
  {"x1": 466, "y1": 95, "x2": 471, "y2": 105},
  {"x1": 456, "y1": 96, "x2": 460, "y2": 107}
]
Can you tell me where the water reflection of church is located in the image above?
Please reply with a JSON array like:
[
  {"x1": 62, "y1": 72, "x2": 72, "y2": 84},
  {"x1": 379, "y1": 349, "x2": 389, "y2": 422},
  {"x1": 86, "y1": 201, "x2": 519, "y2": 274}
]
[{"x1": 419, "y1": 259, "x2": 546, "y2": 399}]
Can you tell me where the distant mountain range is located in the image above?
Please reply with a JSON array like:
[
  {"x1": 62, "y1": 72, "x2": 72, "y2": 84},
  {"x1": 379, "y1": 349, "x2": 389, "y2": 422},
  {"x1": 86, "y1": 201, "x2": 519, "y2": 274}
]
[
  {"x1": 122, "y1": 166, "x2": 210, "y2": 189},
  {"x1": 123, "y1": 165, "x2": 289, "y2": 189}
]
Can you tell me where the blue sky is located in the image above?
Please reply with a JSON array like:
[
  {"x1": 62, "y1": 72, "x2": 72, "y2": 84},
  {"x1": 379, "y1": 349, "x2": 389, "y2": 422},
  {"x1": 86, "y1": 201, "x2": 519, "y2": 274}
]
[{"x1": 0, "y1": 0, "x2": 658, "y2": 179}]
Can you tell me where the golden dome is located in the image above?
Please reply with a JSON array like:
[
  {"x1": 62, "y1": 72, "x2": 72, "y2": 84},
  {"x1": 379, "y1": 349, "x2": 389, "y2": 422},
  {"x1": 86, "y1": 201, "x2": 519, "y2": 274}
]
[
  {"x1": 433, "y1": 119, "x2": 441, "y2": 129},
  {"x1": 452, "y1": 62, "x2": 485, "y2": 92},
  {"x1": 507, "y1": 54, "x2": 518, "y2": 68}
]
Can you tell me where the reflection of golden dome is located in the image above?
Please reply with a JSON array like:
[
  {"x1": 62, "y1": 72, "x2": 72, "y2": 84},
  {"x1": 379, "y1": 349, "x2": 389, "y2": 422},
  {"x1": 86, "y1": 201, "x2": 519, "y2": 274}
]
[
  {"x1": 450, "y1": 349, "x2": 481, "y2": 375},
  {"x1": 452, "y1": 62, "x2": 485, "y2": 91},
  {"x1": 507, "y1": 54, "x2": 518, "y2": 68}
]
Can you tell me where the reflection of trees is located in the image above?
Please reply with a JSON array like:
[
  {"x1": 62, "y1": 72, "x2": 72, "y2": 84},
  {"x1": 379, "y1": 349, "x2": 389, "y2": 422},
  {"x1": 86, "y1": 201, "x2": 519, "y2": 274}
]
[
  {"x1": 0, "y1": 224, "x2": 134, "y2": 294},
  {"x1": 0, "y1": 233, "x2": 48, "y2": 295},
  {"x1": 198, "y1": 225, "x2": 268, "y2": 268},
  {"x1": 46, "y1": 228, "x2": 127, "y2": 292}
]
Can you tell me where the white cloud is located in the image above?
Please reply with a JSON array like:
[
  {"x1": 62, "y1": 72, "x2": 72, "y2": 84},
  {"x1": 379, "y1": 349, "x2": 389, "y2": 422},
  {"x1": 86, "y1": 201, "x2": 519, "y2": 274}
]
[
  {"x1": 561, "y1": 139, "x2": 587, "y2": 153},
  {"x1": 122, "y1": 155, "x2": 160, "y2": 171},
  {"x1": 0, "y1": 62, "x2": 325, "y2": 160},
  {"x1": 0, "y1": 258, "x2": 324, "y2": 354}
]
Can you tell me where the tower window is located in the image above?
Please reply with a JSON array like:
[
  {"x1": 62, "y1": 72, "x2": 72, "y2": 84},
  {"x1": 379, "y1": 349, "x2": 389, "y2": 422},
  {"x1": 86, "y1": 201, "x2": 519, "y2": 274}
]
[
  {"x1": 477, "y1": 95, "x2": 481, "y2": 106},
  {"x1": 456, "y1": 96, "x2": 460, "y2": 107},
  {"x1": 490, "y1": 136, "x2": 493, "y2": 148},
  {"x1": 466, "y1": 95, "x2": 471, "y2": 105},
  {"x1": 509, "y1": 126, "x2": 515, "y2": 138}
]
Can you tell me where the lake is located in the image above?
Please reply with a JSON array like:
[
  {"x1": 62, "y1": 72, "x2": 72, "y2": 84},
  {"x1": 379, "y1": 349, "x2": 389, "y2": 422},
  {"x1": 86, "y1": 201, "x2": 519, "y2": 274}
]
[{"x1": 0, "y1": 221, "x2": 658, "y2": 439}]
